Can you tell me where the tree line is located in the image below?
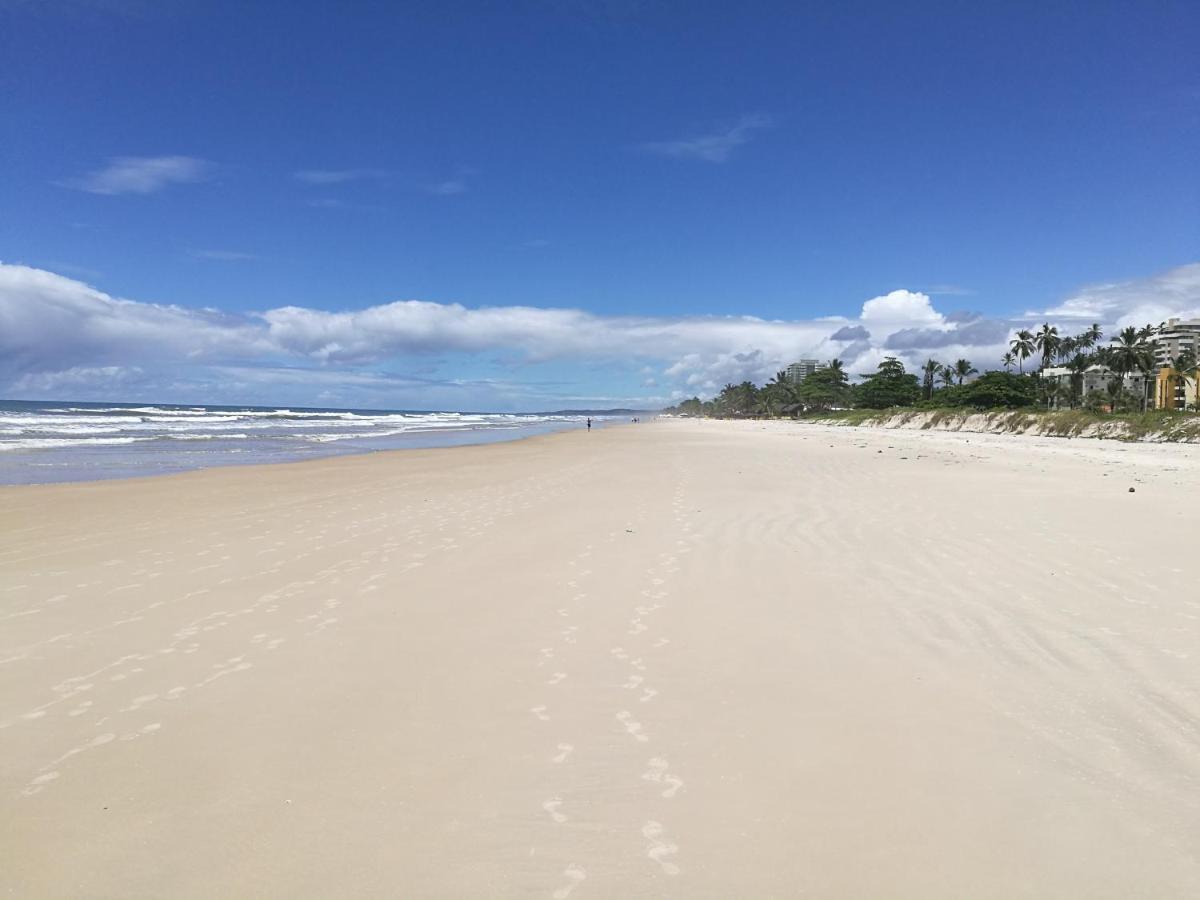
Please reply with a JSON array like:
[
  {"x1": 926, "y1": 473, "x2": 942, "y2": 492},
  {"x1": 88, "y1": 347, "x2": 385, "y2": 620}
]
[{"x1": 664, "y1": 321, "x2": 1200, "y2": 418}]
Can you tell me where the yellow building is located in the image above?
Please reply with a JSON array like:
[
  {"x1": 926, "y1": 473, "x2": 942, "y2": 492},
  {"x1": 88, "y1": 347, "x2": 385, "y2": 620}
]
[{"x1": 1156, "y1": 366, "x2": 1200, "y2": 410}]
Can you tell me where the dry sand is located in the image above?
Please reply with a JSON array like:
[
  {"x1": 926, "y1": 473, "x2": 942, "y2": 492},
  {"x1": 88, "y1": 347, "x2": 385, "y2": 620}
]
[{"x1": 3, "y1": 418, "x2": 1200, "y2": 897}]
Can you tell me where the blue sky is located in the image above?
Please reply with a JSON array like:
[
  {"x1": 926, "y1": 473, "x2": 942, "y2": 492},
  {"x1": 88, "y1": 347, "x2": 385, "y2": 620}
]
[{"x1": 2, "y1": 0, "x2": 1198, "y2": 410}]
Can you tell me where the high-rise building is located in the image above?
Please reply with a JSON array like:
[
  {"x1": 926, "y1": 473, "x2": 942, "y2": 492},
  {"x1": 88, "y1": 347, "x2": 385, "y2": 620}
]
[
  {"x1": 1155, "y1": 318, "x2": 1200, "y2": 367},
  {"x1": 786, "y1": 359, "x2": 822, "y2": 383}
]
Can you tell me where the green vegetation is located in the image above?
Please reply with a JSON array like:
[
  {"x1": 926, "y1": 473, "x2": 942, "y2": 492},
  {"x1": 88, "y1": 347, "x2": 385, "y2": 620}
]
[{"x1": 660, "y1": 319, "x2": 1200, "y2": 441}]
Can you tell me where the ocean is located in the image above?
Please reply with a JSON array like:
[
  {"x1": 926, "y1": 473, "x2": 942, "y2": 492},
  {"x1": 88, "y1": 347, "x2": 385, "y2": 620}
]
[{"x1": 0, "y1": 400, "x2": 610, "y2": 485}]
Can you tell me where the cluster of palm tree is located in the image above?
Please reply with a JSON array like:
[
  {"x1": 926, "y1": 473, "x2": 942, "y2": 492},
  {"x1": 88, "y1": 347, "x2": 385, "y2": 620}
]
[
  {"x1": 919, "y1": 358, "x2": 978, "y2": 400},
  {"x1": 700, "y1": 359, "x2": 851, "y2": 417},
  {"x1": 1005, "y1": 322, "x2": 1104, "y2": 374},
  {"x1": 1001, "y1": 321, "x2": 1200, "y2": 412}
]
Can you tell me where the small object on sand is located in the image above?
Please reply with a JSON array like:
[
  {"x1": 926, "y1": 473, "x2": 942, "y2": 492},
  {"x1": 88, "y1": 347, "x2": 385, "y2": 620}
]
[
  {"x1": 625, "y1": 528, "x2": 635, "y2": 533},
  {"x1": 1128, "y1": 487, "x2": 1136, "y2": 493}
]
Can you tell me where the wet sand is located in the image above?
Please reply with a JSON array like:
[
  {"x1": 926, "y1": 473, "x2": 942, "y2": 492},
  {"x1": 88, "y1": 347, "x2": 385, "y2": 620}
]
[{"x1": 3, "y1": 418, "x2": 1200, "y2": 897}]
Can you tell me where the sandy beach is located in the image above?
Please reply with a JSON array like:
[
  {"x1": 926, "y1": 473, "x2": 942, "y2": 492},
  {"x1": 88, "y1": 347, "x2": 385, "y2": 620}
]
[{"x1": 3, "y1": 418, "x2": 1200, "y2": 897}]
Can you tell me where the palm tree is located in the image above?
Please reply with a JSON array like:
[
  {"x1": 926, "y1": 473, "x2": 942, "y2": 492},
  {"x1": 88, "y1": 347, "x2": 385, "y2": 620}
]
[
  {"x1": 1106, "y1": 327, "x2": 1155, "y2": 412},
  {"x1": 921, "y1": 358, "x2": 941, "y2": 401},
  {"x1": 1057, "y1": 336, "x2": 1077, "y2": 363},
  {"x1": 1172, "y1": 352, "x2": 1200, "y2": 410},
  {"x1": 952, "y1": 358, "x2": 978, "y2": 385},
  {"x1": 764, "y1": 370, "x2": 796, "y2": 417},
  {"x1": 1010, "y1": 330, "x2": 1035, "y2": 374},
  {"x1": 1034, "y1": 323, "x2": 1060, "y2": 372},
  {"x1": 1001, "y1": 351, "x2": 1016, "y2": 372},
  {"x1": 938, "y1": 366, "x2": 956, "y2": 389},
  {"x1": 1074, "y1": 324, "x2": 1103, "y2": 353},
  {"x1": 1136, "y1": 323, "x2": 1160, "y2": 343},
  {"x1": 826, "y1": 358, "x2": 845, "y2": 377}
]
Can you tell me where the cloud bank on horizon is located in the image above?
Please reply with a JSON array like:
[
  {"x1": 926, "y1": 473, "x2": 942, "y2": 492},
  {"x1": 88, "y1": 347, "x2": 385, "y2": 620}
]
[{"x1": 2, "y1": 262, "x2": 1199, "y2": 411}]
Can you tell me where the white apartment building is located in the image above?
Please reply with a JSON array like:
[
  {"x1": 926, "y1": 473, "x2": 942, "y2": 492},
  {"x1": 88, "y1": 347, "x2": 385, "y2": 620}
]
[
  {"x1": 1155, "y1": 318, "x2": 1200, "y2": 367},
  {"x1": 786, "y1": 359, "x2": 823, "y2": 383},
  {"x1": 1041, "y1": 365, "x2": 1153, "y2": 405}
]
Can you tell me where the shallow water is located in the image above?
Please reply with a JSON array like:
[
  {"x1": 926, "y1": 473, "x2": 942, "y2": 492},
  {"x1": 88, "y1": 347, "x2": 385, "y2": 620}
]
[{"x1": 0, "y1": 400, "x2": 608, "y2": 484}]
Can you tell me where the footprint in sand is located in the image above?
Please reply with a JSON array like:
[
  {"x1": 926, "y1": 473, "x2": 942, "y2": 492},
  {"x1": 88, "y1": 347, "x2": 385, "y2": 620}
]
[
  {"x1": 616, "y1": 710, "x2": 649, "y2": 742},
  {"x1": 642, "y1": 757, "x2": 684, "y2": 798},
  {"x1": 623, "y1": 674, "x2": 644, "y2": 689},
  {"x1": 542, "y1": 797, "x2": 567, "y2": 823},
  {"x1": 21, "y1": 771, "x2": 61, "y2": 797},
  {"x1": 551, "y1": 743, "x2": 574, "y2": 764},
  {"x1": 530, "y1": 705, "x2": 550, "y2": 722},
  {"x1": 547, "y1": 672, "x2": 567, "y2": 686},
  {"x1": 610, "y1": 647, "x2": 629, "y2": 660},
  {"x1": 552, "y1": 864, "x2": 587, "y2": 900},
  {"x1": 639, "y1": 688, "x2": 658, "y2": 704},
  {"x1": 120, "y1": 693, "x2": 158, "y2": 713},
  {"x1": 642, "y1": 820, "x2": 681, "y2": 875},
  {"x1": 652, "y1": 637, "x2": 671, "y2": 648},
  {"x1": 537, "y1": 648, "x2": 555, "y2": 667},
  {"x1": 628, "y1": 621, "x2": 647, "y2": 636}
]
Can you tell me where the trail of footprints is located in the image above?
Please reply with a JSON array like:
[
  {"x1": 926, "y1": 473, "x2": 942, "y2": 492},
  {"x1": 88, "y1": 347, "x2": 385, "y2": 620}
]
[
  {"x1": 530, "y1": 477, "x2": 697, "y2": 893},
  {"x1": 8, "y1": 471, "x2": 583, "y2": 800}
]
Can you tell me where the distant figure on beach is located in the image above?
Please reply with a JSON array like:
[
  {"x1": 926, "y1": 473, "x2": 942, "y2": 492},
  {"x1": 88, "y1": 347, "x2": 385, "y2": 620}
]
[{"x1": 586, "y1": 417, "x2": 592, "y2": 431}]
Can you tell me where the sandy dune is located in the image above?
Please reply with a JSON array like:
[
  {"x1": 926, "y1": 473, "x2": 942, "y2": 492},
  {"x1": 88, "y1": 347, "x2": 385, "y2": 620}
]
[{"x1": 3, "y1": 418, "x2": 1200, "y2": 897}]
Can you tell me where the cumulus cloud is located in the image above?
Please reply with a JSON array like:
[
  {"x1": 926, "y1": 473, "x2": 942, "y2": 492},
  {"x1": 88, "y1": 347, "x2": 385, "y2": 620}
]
[
  {"x1": 641, "y1": 114, "x2": 773, "y2": 163},
  {"x1": 885, "y1": 318, "x2": 1010, "y2": 350},
  {"x1": 3, "y1": 261, "x2": 1199, "y2": 407},
  {"x1": 0, "y1": 264, "x2": 267, "y2": 380},
  {"x1": 58, "y1": 156, "x2": 211, "y2": 195},
  {"x1": 860, "y1": 289, "x2": 945, "y2": 329}
]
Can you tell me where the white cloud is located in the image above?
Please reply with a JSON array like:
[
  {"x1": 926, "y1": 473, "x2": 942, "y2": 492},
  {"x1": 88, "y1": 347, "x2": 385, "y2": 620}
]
[
  {"x1": 3, "y1": 262, "x2": 1198, "y2": 407},
  {"x1": 9, "y1": 365, "x2": 143, "y2": 394},
  {"x1": 0, "y1": 264, "x2": 267, "y2": 380},
  {"x1": 642, "y1": 114, "x2": 773, "y2": 163},
  {"x1": 1031, "y1": 263, "x2": 1200, "y2": 327},
  {"x1": 860, "y1": 289, "x2": 946, "y2": 329},
  {"x1": 58, "y1": 156, "x2": 210, "y2": 195}
]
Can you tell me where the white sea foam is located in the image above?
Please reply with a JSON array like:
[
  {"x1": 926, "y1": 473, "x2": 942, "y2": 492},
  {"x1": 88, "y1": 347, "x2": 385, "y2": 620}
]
[{"x1": 0, "y1": 403, "x2": 599, "y2": 469}]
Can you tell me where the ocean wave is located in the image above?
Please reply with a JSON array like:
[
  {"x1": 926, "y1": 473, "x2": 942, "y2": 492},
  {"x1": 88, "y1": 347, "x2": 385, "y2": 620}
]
[
  {"x1": 0, "y1": 403, "x2": 597, "y2": 459},
  {"x1": 0, "y1": 436, "x2": 151, "y2": 451}
]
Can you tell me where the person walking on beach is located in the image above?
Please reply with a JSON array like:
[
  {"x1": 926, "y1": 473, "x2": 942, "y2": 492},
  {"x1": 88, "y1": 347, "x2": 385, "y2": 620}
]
[{"x1": 586, "y1": 417, "x2": 592, "y2": 431}]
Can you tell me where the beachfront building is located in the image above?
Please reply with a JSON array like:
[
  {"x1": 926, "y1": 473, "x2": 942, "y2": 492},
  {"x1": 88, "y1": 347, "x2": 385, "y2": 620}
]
[
  {"x1": 1155, "y1": 366, "x2": 1200, "y2": 411},
  {"x1": 1155, "y1": 318, "x2": 1200, "y2": 368},
  {"x1": 1041, "y1": 364, "x2": 1155, "y2": 407},
  {"x1": 786, "y1": 359, "x2": 823, "y2": 383}
]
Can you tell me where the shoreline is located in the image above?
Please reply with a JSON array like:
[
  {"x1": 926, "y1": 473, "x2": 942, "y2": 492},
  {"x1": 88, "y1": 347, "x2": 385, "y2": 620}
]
[
  {"x1": 5, "y1": 418, "x2": 1200, "y2": 896},
  {"x1": 0, "y1": 419, "x2": 613, "y2": 489}
]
